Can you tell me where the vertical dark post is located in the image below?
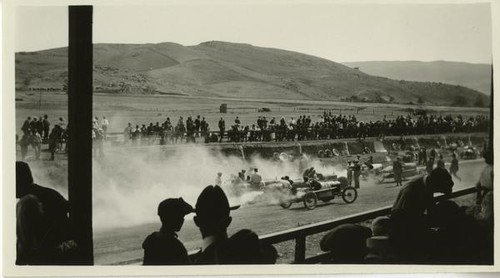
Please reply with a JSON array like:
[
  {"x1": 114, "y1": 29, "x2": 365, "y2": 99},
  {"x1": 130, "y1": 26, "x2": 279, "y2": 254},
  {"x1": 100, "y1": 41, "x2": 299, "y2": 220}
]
[
  {"x1": 294, "y1": 235, "x2": 306, "y2": 263},
  {"x1": 489, "y1": 65, "x2": 493, "y2": 161},
  {"x1": 68, "y1": 6, "x2": 94, "y2": 265}
]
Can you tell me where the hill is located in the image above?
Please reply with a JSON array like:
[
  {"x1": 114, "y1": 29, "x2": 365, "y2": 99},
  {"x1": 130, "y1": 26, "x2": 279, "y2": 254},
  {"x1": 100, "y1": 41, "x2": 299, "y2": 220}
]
[
  {"x1": 343, "y1": 61, "x2": 491, "y2": 95},
  {"x1": 15, "y1": 41, "x2": 489, "y2": 107}
]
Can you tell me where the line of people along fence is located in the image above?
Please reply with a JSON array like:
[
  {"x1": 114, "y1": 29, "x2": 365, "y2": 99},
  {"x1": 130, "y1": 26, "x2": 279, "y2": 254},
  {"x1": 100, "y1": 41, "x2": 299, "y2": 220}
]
[
  {"x1": 119, "y1": 112, "x2": 489, "y2": 145},
  {"x1": 16, "y1": 111, "x2": 489, "y2": 160}
]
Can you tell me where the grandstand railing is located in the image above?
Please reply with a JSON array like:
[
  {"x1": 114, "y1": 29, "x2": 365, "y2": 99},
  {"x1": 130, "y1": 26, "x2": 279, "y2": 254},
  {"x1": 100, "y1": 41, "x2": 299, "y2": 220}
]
[
  {"x1": 105, "y1": 131, "x2": 487, "y2": 145},
  {"x1": 114, "y1": 186, "x2": 477, "y2": 265}
]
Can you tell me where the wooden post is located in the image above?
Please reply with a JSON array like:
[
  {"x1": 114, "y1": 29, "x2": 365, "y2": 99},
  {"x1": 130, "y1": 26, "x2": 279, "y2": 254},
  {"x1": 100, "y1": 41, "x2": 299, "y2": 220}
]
[
  {"x1": 294, "y1": 235, "x2": 306, "y2": 263},
  {"x1": 68, "y1": 6, "x2": 94, "y2": 265},
  {"x1": 489, "y1": 64, "x2": 493, "y2": 160}
]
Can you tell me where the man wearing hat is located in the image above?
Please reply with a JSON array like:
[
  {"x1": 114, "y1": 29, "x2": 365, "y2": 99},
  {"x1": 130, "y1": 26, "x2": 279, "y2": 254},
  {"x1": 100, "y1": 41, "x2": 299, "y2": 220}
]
[
  {"x1": 194, "y1": 185, "x2": 276, "y2": 264},
  {"x1": 142, "y1": 198, "x2": 194, "y2": 265}
]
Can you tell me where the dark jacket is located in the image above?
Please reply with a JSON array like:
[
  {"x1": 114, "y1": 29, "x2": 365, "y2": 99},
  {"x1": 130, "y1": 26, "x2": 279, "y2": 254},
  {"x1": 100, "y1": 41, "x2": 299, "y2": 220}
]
[
  {"x1": 142, "y1": 231, "x2": 190, "y2": 265},
  {"x1": 195, "y1": 229, "x2": 277, "y2": 265}
]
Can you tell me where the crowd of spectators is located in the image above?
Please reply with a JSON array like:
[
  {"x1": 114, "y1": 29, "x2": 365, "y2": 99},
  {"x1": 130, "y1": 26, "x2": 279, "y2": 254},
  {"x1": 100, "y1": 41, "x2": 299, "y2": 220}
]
[
  {"x1": 17, "y1": 115, "x2": 68, "y2": 161},
  {"x1": 123, "y1": 115, "x2": 209, "y2": 145},
  {"x1": 16, "y1": 111, "x2": 489, "y2": 160},
  {"x1": 122, "y1": 112, "x2": 489, "y2": 145}
]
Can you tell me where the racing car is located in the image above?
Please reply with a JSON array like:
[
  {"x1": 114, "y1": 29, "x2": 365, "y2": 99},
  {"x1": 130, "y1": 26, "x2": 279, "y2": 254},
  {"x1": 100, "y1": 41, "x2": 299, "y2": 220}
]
[
  {"x1": 460, "y1": 146, "x2": 479, "y2": 160},
  {"x1": 375, "y1": 162, "x2": 425, "y2": 184},
  {"x1": 276, "y1": 175, "x2": 357, "y2": 210}
]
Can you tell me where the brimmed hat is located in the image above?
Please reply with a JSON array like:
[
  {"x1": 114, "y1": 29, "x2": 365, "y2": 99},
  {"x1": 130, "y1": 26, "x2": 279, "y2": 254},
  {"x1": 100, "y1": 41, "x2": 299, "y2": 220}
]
[
  {"x1": 216, "y1": 229, "x2": 277, "y2": 264},
  {"x1": 157, "y1": 198, "x2": 194, "y2": 217},
  {"x1": 195, "y1": 185, "x2": 238, "y2": 222}
]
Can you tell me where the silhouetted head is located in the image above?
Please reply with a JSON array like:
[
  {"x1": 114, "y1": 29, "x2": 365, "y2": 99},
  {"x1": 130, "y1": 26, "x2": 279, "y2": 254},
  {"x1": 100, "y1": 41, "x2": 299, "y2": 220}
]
[
  {"x1": 16, "y1": 162, "x2": 34, "y2": 199},
  {"x1": 371, "y1": 216, "x2": 392, "y2": 237},
  {"x1": 157, "y1": 198, "x2": 193, "y2": 232},
  {"x1": 217, "y1": 229, "x2": 278, "y2": 264},
  {"x1": 320, "y1": 224, "x2": 372, "y2": 263},
  {"x1": 483, "y1": 147, "x2": 493, "y2": 165},
  {"x1": 427, "y1": 167, "x2": 454, "y2": 194},
  {"x1": 194, "y1": 185, "x2": 235, "y2": 238}
]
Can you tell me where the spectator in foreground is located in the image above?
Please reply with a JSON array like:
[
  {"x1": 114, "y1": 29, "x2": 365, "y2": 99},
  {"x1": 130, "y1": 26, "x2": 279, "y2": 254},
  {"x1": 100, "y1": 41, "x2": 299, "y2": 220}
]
[
  {"x1": 428, "y1": 200, "x2": 487, "y2": 264},
  {"x1": 16, "y1": 161, "x2": 77, "y2": 265},
  {"x1": 365, "y1": 216, "x2": 397, "y2": 263},
  {"x1": 320, "y1": 224, "x2": 372, "y2": 264},
  {"x1": 474, "y1": 149, "x2": 493, "y2": 227},
  {"x1": 142, "y1": 198, "x2": 194, "y2": 265},
  {"x1": 390, "y1": 167, "x2": 454, "y2": 262},
  {"x1": 193, "y1": 185, "x2": 276, "y2": 264}
]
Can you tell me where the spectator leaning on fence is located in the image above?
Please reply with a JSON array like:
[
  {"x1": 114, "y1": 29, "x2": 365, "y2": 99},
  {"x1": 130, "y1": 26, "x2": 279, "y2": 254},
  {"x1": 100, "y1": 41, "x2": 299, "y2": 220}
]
[{"x1": 390, "y1": 167, "x2": 454, "y2": 262}]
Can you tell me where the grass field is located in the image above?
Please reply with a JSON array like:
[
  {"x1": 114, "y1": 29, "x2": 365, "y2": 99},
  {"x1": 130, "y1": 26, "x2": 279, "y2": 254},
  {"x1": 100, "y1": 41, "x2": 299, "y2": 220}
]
[{"x1": 15, "y1": 91, "x2": 489, "y2": 136}]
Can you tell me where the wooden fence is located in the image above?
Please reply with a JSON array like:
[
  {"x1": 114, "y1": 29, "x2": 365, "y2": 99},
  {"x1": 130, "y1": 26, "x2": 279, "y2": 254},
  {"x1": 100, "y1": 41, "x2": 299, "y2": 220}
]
[{"x1": 114, "y1": 186, "x2": 477, "y2": 265}]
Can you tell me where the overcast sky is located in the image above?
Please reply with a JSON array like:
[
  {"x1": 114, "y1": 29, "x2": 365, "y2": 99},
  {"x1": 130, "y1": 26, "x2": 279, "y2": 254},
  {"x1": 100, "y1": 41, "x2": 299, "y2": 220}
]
[{"x1": 15, "y1": 2, "x2": 492, "y2": 63}]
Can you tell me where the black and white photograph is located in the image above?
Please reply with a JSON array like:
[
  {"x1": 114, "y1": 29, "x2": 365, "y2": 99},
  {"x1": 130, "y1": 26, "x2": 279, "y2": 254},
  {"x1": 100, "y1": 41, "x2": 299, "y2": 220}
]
[{"x1": 2, "y1": 0, "x2": 498, "y2": 275}]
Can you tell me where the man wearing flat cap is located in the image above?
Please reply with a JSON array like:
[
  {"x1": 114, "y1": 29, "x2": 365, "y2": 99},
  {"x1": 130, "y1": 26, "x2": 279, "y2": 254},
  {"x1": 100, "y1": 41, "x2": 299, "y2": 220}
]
[
  {"x1": 142, "y1": 198, "x2": 193, "y2": 265},
  {"x1": 194, "y1": 185, "x2": 276, "y2": 264}
]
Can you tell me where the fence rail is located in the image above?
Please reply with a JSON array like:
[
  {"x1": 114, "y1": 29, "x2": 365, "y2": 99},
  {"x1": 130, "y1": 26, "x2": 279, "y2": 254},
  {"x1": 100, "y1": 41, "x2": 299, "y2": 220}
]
[{"x1": 112, "y1": 186, "x2": 477, "y2": 265}]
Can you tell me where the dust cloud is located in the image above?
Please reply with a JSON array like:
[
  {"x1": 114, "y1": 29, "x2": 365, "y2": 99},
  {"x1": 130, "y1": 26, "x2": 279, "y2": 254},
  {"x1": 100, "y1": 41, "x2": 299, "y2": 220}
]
[{"x1": 90, "y1": 146, "x2": 347, "y2": 231}]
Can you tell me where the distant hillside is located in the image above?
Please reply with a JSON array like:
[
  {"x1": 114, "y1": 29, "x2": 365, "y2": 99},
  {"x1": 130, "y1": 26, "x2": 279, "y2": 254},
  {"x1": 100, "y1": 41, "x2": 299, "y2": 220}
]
[
  {"x1": 343, "y1": 61, "x2": 491, "y2": 95},
  {"x1": 15, "y1": 41, "x2": 489, "y2": 107}
]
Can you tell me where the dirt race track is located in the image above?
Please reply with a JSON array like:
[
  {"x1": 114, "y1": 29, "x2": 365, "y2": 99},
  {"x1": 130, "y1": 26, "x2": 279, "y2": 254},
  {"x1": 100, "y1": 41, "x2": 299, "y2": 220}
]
[{"x1": 93, "y1": 159, "x2": 484, "y2": 265}]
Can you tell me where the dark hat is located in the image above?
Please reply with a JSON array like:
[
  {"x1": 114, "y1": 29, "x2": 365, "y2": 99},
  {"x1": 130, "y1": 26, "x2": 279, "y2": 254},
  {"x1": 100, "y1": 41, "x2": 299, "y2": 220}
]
[
  {"x1": 216, "y1": 229, "x2": 277, "y2": 264},
  {"x1": 16, "y1": 161, "x2": 34, "y2": 186},
  {"x1": 371, "y1": 216, "x2": 392, "y2": 236},
  {"x1": 157, "y1": 198, "x2": 194, "y2": 217},
  {"x1": 195, "y1": 185, "x2": 238, "y2": 221}
]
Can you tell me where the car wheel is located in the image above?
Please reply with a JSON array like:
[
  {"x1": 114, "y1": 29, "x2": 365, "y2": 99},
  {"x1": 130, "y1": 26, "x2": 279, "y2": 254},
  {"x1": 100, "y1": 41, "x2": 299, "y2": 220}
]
[
  {"x1": 342, "y1": 187, "x2": 358, "y2": 204},
  {"x1": 279, "y1": 188, "x2": 293, "y2": 209},
  {"x1": 376, "y1": 175, "x2": 385, "y2": 184},
  {"x1": 303, "y1": 192, "x2": 318, "y2": 210}
]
